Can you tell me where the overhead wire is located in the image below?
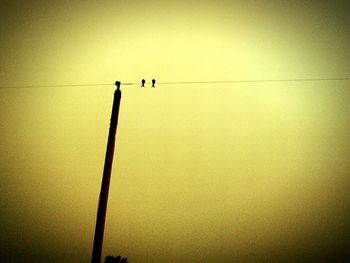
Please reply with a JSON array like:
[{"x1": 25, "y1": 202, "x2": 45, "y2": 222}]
[
  {"x1": 156, "y1": 77, "x2": 350, "y2": 85},
  {"x1": 0, "y1": 77, "x2": 349, "y2": 89},
  {"x1": 0, "y1": 83, "x2": 113, "y2": 89}
]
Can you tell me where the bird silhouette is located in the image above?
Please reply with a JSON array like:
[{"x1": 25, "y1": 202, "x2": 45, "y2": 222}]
[
  {"x1": 152, "y1": 79, "x2": 156, "y2": 88},
  {"x1": 141, "y1": 79, "x2": 145, "y2": 88}
]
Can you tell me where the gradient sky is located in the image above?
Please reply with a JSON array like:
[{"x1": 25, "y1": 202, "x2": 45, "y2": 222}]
[{"x1": 1, "y1": 1, "x2": 350, "y2": 263}]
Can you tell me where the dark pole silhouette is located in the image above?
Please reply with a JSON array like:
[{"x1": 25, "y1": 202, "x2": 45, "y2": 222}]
[{"x1": 91, "y1": 81, "x2": 122, "y2": 263}]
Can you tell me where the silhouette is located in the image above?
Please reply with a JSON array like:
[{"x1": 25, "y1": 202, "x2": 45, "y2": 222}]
[
  {"x1": 151, "y1": 79, "x2": 156, "y2": 88},
  {"x1": 104, "y1": 255, "x2": 128, "y2": 263},
  {"x1": 141, "y1": 79, "x2": 145, "y2": 87},
  {"x1": 91, "y1": 81, "x2": 122, "y2": 263}
]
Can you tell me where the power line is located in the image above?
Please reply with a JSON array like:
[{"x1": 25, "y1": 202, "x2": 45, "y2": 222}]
[
  {"x1": 156, "y1": 77, "x2": 350, "y2": 85},
  {"x1": 0, "y1": 83, "x2": 113, "y2": 89},
  {"x1": 0, "y1": 77, "x2": 349, "y2": 89}
]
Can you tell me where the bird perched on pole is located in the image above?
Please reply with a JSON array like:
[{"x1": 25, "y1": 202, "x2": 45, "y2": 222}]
[
  {"x1": 152, "y1": 79, "x2": 156, "y2": 88},
  {"x1": 141, "y1": 79, "x2": 145, "y2": 88}
]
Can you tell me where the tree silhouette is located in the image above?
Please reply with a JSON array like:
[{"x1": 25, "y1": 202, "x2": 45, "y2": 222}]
[{"x1": 104, "y1": 255, "x2": 128, "y2": 263}]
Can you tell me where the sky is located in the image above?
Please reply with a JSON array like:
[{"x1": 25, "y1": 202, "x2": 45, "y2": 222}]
[{"x1": 1, "y1": 1, "x2": 350, "y2": 262}]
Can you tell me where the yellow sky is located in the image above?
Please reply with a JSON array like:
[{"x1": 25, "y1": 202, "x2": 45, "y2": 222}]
[{"x1": 1, "y1": 1, "x2": 350, "y2": 263}]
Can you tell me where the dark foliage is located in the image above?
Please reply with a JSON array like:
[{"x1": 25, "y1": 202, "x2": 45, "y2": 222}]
[{"x1": 104, "y1": 255, "x2": 128, "y2": 263}]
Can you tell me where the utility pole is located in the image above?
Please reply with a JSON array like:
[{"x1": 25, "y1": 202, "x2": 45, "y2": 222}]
[{"x1": 91, "y1": 81, "x2": 122, "y2": 263}]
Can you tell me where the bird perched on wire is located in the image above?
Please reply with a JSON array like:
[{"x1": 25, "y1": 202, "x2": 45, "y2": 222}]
[
  {"x1": 152, "y1": 79, "x2": 156, "y2": 88},
  {"x1": 141, "y1": 79, "x2": 145, "y2": 88}
]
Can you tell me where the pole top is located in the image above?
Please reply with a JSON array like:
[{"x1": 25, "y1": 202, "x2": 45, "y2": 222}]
[{"x1": 115, "y1": 81, "x2": 121, "y2": 90}]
